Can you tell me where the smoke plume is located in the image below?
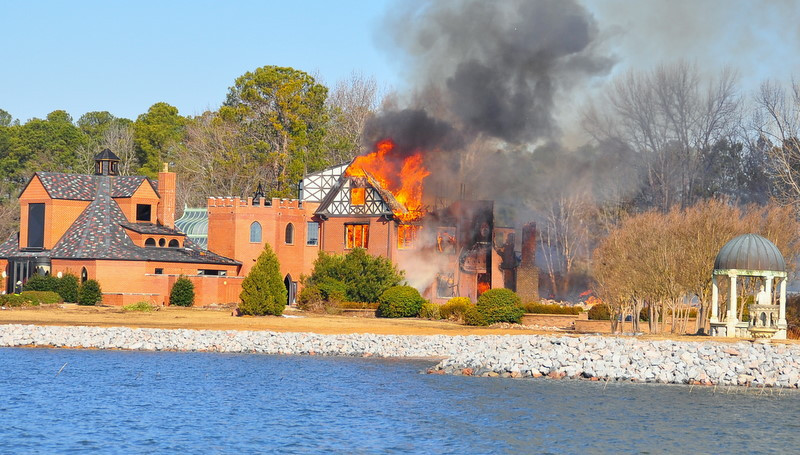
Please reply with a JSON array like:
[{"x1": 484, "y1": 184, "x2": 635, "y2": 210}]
[{"x1": 364, "y1": 0, "x2": 615, "y2": 220}]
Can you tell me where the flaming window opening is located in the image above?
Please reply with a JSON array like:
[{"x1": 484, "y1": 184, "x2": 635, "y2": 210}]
[
  {"x1": 346, "y1": 138, "x2": 430, "y2": 222},
  {"x1": 346, "y1": 224, "x2": 369, "y2": 249},
  {"x1": 398, "y1": 224, "x2": 421, "y2": 249},
  {"x1": 350, "y1": 187, "x2": 366, "y2": 206}
]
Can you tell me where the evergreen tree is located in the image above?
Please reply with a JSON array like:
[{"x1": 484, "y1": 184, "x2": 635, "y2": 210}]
[
  {"x1": 78, "y1": 279, "x2": 102, "y2": 306},
  {"x1": 56, "y1": 274, "x2": 79, "y2": 303},
  {"x1": 239, "y1": 243, "x2": 286, "y2": 316},
  {"x1": 169, "y1": 276, "x2": 195, "y2": 307}
]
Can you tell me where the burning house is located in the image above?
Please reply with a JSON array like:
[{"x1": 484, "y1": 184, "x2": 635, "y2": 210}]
[
  {"x1": 299, "y1": 138, "x2": 530, "y2": 303},
  {"x1": 0, "y1": 140, "x2": 533, "y2": 306}
]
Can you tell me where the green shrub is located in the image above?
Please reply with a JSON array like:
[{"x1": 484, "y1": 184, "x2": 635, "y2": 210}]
[
  {"x1": 78, "y1": 279, "x2": 102, "y2": 306},
  {"x1": 0, "y1": 294, "x2": 37, "y2": 307},
  {"x1": 440, "y1": 297, "x2": 473, "y2": 322},
  {"x1": 376, "y1": 285, "x2": 425, "y2": 318},
  {"x1": 239, "y1": 243, "x2": 286, "y2": 316},
  {"x1": 305, "y1": 249, "x2": 403, "y2": 303},
  {"x1": 56, "y1": 274, "x2": 79, "y2": 303},
  {"x1": 23, "y1": 274, "x2": 58, "y2": 292},
  {"x1": 588, "y1": 303, "x2": 611, "y2": 320},
  {"x1": 524, "y1": 302, "x2": 581, "y2": 315},
  {"x1": 20, "y1": 291, "x2": 62, "y2": 305},
  {"x1": 297, "y1": 285, "x2": 326, "y2": 312},
  {"x1": 464, "y1": 305, "x2": 488, "y2": 326},
  {"x1": 317, "y1": 277, "x2": 346, "y2": 303},
  {"x1": 123, "y1": 301, "x2": 155, "y2": 312},
  {"x1": 419, "y1": 302, "x2": 441, "y2": 319},
  {"x1": 337, "y1": 302, "x2": 380, "y2": 310},
  {"x1": 476, "y1": 288, "x2": 524, "y2": 324},
  {"x1": 169, "y1": 276, "x2": 195, "y2": 307}
]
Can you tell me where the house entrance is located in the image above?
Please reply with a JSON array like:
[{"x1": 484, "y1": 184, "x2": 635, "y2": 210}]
[{"x1": 284, "y1": 274, "x2": 297, "y2": 305}]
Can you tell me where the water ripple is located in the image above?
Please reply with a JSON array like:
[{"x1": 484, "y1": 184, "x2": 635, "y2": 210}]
[{"x1": 0, "y1": 347, "x2": 798, "y2": 454}]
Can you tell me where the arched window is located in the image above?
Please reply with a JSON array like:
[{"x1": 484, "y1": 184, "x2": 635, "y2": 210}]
[
  {"x1": 81, "y1": 267, "x2": 88, "y2": 283},
  {"x1": 145, "y1": 238, "x2": 156, "y2": 247},
  {"x1": 168, "y1": 239, "x2": 180, "y2": 248},
  {"x1": 250, "y1": 222, "x2": 262, "y2": 243},
  {"x1": 285, "y1": 223, "x2": 294, "y2": 244},
  {"x1": 158, "y1": 238, "x2": 166, "y2": 247}
]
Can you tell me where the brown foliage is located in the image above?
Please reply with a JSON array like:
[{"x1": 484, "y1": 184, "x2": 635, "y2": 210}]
[{"x1": 593, "y1": 199, "x2": 800, "y2": 334}]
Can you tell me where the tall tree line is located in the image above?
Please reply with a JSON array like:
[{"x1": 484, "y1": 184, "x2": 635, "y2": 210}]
[{"x1": 0, "y1": 66, "x2": 381, "y2": 237}]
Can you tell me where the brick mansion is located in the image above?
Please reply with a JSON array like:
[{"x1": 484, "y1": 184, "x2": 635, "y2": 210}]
[{"x1": 0, "y1": 151, "x2": 532, "y2": 306}]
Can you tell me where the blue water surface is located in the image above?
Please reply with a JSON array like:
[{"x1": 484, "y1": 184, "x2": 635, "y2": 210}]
[{"x1": 1, "y1": 347, "x2": 798, "y2": 454}]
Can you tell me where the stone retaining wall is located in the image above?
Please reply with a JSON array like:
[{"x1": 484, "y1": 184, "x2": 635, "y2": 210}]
[{"x1": 1, "y1": 324, "x2": 799, "y2": 388}]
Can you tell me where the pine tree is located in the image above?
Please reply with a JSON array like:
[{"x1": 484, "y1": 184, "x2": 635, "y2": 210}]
[
  {"x1": 169, "y1": 276, "x2": 195, "y2": 307},
  {"x1": 239, "y1": 243, "x2": 287, "y2": 316}
]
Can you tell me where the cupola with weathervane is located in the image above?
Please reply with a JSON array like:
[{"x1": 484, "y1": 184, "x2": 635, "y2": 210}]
[{"x1": 94, "y1": 149, "x2": 120, "y2": 176}]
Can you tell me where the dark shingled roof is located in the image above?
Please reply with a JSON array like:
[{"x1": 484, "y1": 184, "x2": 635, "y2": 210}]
[
  {"x1": 32, "y1": 172, "x2": 159, "y2": 200},
  {"x1": 714, "y1": 234, "x2": 786, "y2": 272},
  {"x1": 2, "y1": 175, "x2": 238, "y2": 266},
  {"x1": 95, "y1": 149, "x2": 120, "y2": 161},
  {"x1": 120, "y1": 222, "x2": 186, "y2": 236}
]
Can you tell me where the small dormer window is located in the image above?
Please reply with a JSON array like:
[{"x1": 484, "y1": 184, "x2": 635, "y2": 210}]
[{"x1": 136, "y1": 204, "x2": 151, "y2": 222}]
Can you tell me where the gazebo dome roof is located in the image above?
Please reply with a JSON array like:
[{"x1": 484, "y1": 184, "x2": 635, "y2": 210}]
[{"x1": 714, "y1": 234, "x2": 786, "y2": 272}]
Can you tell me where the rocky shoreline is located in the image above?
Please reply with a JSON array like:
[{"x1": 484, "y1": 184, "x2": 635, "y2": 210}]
[{"x1": 2, "y1": 324, "x2": 799, "y2": 388}]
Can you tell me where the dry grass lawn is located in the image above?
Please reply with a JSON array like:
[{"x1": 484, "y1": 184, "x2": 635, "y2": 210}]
[
  {"x1": 0, "y1": 304, "x2": 550, "y2": 336},
  {"x1": 1, "y1": 304, "x2": 795, "y2": 343}
]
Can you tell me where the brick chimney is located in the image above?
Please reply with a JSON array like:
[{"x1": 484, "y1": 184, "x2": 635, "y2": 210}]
[
  {"x1": 157, "y1": 162, "x2": 176, "y2": 228},
  {"x1": 517, "y1": 222, "x2": 539, "y2": 302}
]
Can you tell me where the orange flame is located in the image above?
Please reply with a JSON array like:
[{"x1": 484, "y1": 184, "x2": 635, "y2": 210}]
[
  {"x1": 346, "y1": 139, "x2": 430, "y2": 222},
  {"x1": 477, "y1": 281, "x2": 491, "y2": 296}
]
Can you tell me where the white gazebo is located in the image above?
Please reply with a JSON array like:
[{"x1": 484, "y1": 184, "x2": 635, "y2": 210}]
[{"x1": 710, "y1": 234, "x2": 787, "y2": 339}]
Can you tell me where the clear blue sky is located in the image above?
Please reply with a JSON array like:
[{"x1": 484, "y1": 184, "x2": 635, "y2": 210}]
[
  {"x1": 3, "y1": 1, "x2": 799, "y2": 125},
  {"x1": 1, "y1": 0, "x2": 402, "y2": 122}
]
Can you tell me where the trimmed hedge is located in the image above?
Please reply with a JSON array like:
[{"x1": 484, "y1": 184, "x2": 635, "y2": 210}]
[
  {"x1": 21, "y1": 291, "x2": 63, "y2": 304},
  {"x1": 476, "y1": 288, "x2": 524, "y2": 324},
  {"x1": 464, "y1": 305, "x2": 488, "y2": 326},
  {"x1": 21, "y1": 274, "x2": 80, "y2": 303},
  {"x1": 22, "y1": 274, "x2": 59, "y2": 292},
  {"x1": 376, "y1": 285, "x2": 425, "y2": 318},
  {"x1": 0, "y1": 294, "x2": 37, "y2": 307},
  {"x1": 440, "y1": 297, "x2": 473, "y2": 322},
  {"x1": 524, "y1": 302, "x2": 581, "y2": 315},
  {"x1": 78, "y1": 279, "x2": 103, "y2": 306},
  {"x1": 123, "y1": 301, "x2": 155, "y2": 312},
  {"x1": 169, "y1": 277, "x2": 195, "y2": 307},
  {"x1": 418, "y1": 302, "x2": 441, "y2": 319},
  {"x1": 587, "y1": 303, "x2": 611, "y2": 320}
]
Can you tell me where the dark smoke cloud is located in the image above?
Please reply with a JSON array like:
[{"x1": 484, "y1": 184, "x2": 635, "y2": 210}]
[
  {"x1": 362, "y1": 109, "x2": 463, "y2": 157},
  {"x1": 363, "y1": 0, "x2": 616, "y2": 216},
  {"x1": 374, "y1": 0, "x2": 612, "y2": 146}
]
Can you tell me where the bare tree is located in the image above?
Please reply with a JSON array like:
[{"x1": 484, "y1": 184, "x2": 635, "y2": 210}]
[
  {"x1": 326, "y1": 72, "x2": 381, "y2": 162},
  {"x1": 584, "y1": 61, "x2": 740, "y2": 211},
  {"x1": 101, "y1": 122, "x2": 136, "y2": 175},
  {"x1": 173, "y1": 112, "x2": 257, "y2": 208},
  {"x1": 753, "y1": 79, "x2": 800, "y2": 208}
]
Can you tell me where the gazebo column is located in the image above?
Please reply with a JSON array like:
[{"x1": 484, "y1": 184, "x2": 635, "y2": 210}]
[
  {"x1": 710, "y1": 275, "x2": 719, "y2": 324},
  {"x1": 726, "y1": 274, "x2": 738, "y2": 337},
  {"x1": 765, "y1": 275, "x2": 773, "y2": 305},
  {"x1": 777, "y1": 277, "x2": 788, "y2": 340}
]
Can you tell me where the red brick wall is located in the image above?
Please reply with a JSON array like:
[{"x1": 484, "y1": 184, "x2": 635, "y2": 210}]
[
  {"x1": 51, "y1": 259, "x2": 241, "y2": 306},
  {"x1": 207, "y1": 197, "x2": 320, "y2": 285}
]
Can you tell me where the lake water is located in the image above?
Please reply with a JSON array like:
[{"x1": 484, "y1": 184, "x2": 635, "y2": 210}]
[{"x1": 1, "y1": 347, "x2": 798, "y2": 454}]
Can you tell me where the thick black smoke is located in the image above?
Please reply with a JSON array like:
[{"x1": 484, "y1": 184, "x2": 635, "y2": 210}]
[
  {"x1": 367, "y1": 0, "x2": 612, "y2": 150},
  {"x1": 361, "y1": 0, "x2": 616, "y2": 213}
]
